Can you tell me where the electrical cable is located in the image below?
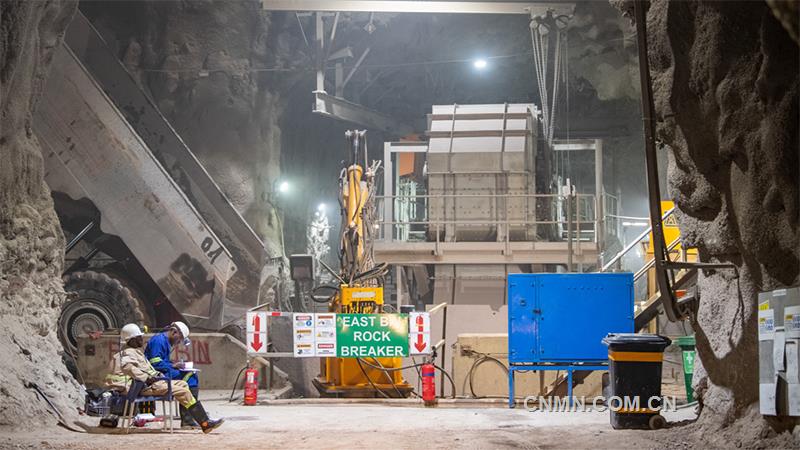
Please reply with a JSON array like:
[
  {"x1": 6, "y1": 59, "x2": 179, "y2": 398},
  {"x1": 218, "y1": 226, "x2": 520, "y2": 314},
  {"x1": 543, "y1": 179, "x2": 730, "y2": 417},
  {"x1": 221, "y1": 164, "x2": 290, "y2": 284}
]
[
  {"x1": 411, "y1": 356, "x2": 423, "y2": 393},
  {"x1": 357, "y1": 357, "x2": 456, "y2": 399},
  {"x1": 461, "y1": 350, "x2": 510, "y2": 399},
  {"x1": 228, "y1": 365, "x2": 248, "y2": 402},
  {"x1": 311, "y1": 284, "x2": 340, "y2": 303},
  {"x1": 433, "y1": 363, "x2": 457, "y2": 399},
  {"x1": 357, "y1": 357, "x2": 422, "y2": 372},
  {"x1": 548, "y1": 27, "x2": 561, "y2": 143},
  {"x1": 356, "y1": 357, "x2": 390, "y2": 399},
  {"x1": 467, "y1": 355, "x2": 509, "y2": 399},
  {"x1": 27, "y1": 381, "x2": 85, "y2": 433},
  {"x1": 367, "y1": 357, "x2": 405, "y2": 398}
]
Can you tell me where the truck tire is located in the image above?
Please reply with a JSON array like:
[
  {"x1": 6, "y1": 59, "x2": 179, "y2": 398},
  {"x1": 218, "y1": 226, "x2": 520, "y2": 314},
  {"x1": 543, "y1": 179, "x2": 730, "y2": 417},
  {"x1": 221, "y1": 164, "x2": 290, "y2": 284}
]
[{"x1": 59, "y1": 270, "x2": 152, "y2": 354}]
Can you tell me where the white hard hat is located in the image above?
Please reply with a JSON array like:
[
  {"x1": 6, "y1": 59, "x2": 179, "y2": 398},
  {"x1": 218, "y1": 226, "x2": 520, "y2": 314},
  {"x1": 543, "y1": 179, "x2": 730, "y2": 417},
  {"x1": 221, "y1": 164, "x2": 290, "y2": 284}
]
[
  {"x1": 172, "y1": 321, "x2": 190, "y2": 339},
  {"x1": 121, "y1": 324, "x2": 143, "y2": 342}
]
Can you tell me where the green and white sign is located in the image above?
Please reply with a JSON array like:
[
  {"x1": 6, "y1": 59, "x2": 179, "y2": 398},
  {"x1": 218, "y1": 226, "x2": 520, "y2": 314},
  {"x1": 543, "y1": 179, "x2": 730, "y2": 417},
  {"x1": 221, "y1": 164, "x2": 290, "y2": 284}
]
[
  {"x1": 266, "y1": 312, "x2": 428, "y2": 358},
  {"x1": 337, "y1": 314, "x2": 409, "y2": 357}
]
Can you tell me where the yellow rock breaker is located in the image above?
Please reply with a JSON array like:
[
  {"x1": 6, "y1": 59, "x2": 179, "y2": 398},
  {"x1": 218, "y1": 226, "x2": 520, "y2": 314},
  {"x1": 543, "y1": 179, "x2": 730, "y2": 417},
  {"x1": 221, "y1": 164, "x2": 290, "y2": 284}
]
[{"x1": 313, "y1": 130, "x2": 413, "y2": 397}]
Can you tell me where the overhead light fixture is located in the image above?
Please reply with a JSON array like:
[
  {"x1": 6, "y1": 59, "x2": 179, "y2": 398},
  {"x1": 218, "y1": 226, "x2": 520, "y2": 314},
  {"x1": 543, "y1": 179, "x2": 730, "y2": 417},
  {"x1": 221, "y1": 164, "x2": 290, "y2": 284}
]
[
  {"x1": 473, "y1": 59, "x2": 488, "y2": 70},
  {"x1": 318, "y1": 203, "x2": 326, "y2": 212},
  {"x1": 278, "y1": 181, "x2": 290, "y2": 193}
]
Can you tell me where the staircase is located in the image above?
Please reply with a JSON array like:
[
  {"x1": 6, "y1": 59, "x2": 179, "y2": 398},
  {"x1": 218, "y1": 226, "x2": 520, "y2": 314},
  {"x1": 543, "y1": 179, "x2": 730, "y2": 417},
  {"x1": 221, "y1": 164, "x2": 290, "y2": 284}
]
[{"x1": 546, "y1": 207, "x2": 695, "y2": 397}]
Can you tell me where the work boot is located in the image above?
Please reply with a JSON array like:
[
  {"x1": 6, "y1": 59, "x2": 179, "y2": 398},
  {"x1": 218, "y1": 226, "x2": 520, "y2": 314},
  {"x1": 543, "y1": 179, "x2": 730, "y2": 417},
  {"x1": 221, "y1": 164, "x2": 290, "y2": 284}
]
[
  {"x1": 181, "y1": 386, "x2": 200, "y2": 428},
  {"x1": 187, "y1": 402, "x2": 224, "y2": 434},
  {"x1": 179, "y1": 407, "x2": 199, "y2": 428}
]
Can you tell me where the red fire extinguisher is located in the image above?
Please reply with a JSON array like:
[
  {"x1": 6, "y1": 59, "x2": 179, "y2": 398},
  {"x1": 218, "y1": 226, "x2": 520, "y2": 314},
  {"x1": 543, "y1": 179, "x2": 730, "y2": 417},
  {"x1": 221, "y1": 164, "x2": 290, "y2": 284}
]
[
  {"x1": 244, "y1": 368, "x2": 258, "y2": 406},
  {"x1": 421, "y1": 363, "x2": 436, "y2": 407}
]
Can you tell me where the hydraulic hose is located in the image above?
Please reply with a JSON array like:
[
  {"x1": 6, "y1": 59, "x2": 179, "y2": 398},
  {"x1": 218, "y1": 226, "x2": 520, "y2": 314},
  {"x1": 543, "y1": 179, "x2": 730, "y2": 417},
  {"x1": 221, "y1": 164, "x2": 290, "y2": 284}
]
[
  {"x1": 357, "y1": 357, "x2": 457, "y2": 399},
  {"x1": 467, "y1": 355, "x2": 509, "y2": 399},
  {"x1": 228, "y1": 365, "x2": 248, "y2": 403}
]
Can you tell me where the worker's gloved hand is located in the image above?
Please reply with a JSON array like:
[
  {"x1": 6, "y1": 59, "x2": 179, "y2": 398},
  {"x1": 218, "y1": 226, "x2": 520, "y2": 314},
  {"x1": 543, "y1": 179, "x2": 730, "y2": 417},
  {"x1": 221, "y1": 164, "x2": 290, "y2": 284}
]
[
  {"x1": 174, "y1": 361, "x2": 185, "y2": 370},
  {"x1": 145, "y1": 376, "x2": 158, "y2": 386}
]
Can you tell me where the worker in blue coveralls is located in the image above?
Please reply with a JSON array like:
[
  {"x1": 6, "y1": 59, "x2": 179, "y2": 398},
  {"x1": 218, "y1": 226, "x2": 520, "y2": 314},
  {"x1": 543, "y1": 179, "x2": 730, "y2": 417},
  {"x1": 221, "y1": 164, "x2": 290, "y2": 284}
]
[{"x1": 145, "y1": 321, "x2": 199, "y2": 427}]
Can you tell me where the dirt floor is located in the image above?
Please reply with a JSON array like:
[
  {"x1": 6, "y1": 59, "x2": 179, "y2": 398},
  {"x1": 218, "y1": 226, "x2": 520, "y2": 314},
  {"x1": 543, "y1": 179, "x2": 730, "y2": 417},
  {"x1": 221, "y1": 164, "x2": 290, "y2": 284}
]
[{"x1": 0, "y1": 391, "x2": 705, "y2": 450}]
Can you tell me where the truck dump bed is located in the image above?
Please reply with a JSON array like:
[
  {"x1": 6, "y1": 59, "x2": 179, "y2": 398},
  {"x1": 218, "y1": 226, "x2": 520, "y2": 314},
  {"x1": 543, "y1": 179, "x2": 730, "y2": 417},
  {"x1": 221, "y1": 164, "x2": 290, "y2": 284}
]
[
  {"x1": 33, "y1": 12, "x2": 271, "y2": 331},
  {"x1": 62, "y1": 12, "x2": 268, "y2": 275}
]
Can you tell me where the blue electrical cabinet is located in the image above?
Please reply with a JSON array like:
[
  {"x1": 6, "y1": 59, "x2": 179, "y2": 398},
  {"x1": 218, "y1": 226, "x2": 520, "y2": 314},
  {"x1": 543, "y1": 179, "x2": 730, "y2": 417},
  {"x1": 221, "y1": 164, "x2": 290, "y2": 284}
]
[{"x1": 508, "y1": 273, "x2": 634, "y2": 364}]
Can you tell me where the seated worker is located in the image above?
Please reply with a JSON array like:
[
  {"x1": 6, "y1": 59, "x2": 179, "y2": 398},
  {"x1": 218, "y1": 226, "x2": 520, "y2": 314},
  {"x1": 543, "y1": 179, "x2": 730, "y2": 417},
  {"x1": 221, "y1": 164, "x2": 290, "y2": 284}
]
[
  {"x1": 144, "y1": 321, "x2": 199, "y2": 427},
  {"x1": 105, "y1": 324, "x2": 223, "y2": 433}
]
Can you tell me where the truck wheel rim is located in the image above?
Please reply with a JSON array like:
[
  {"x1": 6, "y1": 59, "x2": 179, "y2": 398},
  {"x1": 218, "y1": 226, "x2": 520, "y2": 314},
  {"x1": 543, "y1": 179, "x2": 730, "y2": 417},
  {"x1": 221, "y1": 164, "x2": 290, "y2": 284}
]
[{"x1": 60, "y1": 301, "x2": 116, "y2": 351}]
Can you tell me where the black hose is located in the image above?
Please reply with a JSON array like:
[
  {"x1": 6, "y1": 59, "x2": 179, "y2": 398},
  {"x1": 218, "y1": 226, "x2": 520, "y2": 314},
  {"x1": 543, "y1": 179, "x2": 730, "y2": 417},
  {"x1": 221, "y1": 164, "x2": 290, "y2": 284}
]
[
  {"x1": 365, "y1": 357, "x2": 404, "y2": 398},
  {"x1": 411, "y1": 356, "x2": 423, "y2": 393},
  {"x1": 433, "y1": 363, "x2": 457, "y2": 399},
  {"x1": 310, "y1": 285, "x2": 339, "y2": 303},
  {"x1": 228, "y1": 365, "x2": 248, "y2": 403},
  {"x1": 467, "y1": 355, "x2": 509, "y2": 399},
  {"x1": 356, "y1": 357, "x2": 456, "y2": 399},
  {"x1": 357, "y1": 357, "x2": 424, "y2": 372},
  {"x1": 356, "y1": 358, "x2": 390, "y2": 399}
]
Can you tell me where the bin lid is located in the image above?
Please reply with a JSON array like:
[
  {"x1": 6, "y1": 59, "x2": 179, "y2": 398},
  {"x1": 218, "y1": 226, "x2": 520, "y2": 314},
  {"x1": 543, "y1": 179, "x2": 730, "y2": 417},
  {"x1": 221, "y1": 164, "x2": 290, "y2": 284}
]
[
  {"x1": 602, "y1": 333, "x2": 672, "y2": 349},
  {"x1": 675, "y1": 335, "x2": 695, "y2": 347}
]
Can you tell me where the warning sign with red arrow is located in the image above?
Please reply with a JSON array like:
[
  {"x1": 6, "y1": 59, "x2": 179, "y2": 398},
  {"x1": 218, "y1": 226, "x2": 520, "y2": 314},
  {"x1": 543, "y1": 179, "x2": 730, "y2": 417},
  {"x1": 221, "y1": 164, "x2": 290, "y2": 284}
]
[
  {"x1": 408, "y1": 312, "x2": 431, "y2": 355},
  {"x1": 246, "y1": 312, "x2": 267, "y2": 355}
]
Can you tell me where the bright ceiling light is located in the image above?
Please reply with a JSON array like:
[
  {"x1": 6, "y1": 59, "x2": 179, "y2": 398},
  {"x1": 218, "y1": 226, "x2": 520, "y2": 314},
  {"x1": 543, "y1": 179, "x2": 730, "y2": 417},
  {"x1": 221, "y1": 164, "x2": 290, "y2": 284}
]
[
  {"x1": 473, "y1": 59, "x2": 488, "y2": 69},
  {"x1": 318, "y1": 203, "x2": 326, "y2": 212},
  {"x1": 278, "y1": 181, "x2": 290, "y2": 193}
]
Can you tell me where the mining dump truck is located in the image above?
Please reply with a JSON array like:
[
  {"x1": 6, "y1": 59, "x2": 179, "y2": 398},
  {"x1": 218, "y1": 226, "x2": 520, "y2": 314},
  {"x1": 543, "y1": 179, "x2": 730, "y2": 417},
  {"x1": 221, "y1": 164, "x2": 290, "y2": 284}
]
[{"x1": 32, "y1": 12, "x2": 280, "y2": 354}]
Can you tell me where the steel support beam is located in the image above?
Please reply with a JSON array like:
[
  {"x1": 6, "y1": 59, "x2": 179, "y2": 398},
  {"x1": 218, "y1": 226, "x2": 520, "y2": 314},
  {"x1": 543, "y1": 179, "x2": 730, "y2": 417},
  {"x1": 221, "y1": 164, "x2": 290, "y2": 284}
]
[
  {"x1": 314, "y1": 91, "x2": 414, "y2": 135},
  {"x1": 263, "y1": 0, "x2": 573, "y2": 15},
  {"x1": 594, "y1": 138, "x2": 604, "y2": 251}
]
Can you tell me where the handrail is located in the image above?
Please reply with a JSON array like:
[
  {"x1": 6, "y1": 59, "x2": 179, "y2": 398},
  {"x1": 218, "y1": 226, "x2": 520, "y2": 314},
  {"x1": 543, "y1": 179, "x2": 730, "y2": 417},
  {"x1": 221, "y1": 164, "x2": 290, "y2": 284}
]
[
  {"x1": 633, "y1": 234, "x2": 682, "y2": 282},
  {"x1": 600, "y1": 207, "x2": 675, "y2": 272},
  {"x1": 377, "y1": 192, "x2": 621, "y2": 248}
]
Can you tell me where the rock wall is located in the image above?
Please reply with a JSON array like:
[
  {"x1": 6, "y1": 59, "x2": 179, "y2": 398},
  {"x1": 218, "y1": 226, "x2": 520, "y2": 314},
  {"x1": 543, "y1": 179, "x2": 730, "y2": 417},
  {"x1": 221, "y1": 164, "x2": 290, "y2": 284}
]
[
  {"x1": 641, "y1": 0, "x2": 798, "y2": 442},
  {"x1": 0, "y1": 0, "x2": 81, "y2": 427},
  {"x1": 82, "y1": 0, "x2": 288, "y2": 257}
]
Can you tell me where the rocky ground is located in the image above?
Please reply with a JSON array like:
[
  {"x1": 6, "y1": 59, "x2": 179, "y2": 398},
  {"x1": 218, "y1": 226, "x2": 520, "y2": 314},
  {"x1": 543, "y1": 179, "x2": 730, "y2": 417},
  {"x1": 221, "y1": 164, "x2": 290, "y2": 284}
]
[
  {"x1": 1, "y1": 399, "x2": 798, "y2": 449},
  {"x1": 0, "y1": 394, "x2": 732, "y2": 450}
]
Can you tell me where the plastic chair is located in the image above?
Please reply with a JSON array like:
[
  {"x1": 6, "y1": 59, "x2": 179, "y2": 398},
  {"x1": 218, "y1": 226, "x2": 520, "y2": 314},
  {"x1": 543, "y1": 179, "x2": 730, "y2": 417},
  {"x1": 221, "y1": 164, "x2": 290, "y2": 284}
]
[{"x1": 120, "y1": 378, "x2": 178, "y2": 433}]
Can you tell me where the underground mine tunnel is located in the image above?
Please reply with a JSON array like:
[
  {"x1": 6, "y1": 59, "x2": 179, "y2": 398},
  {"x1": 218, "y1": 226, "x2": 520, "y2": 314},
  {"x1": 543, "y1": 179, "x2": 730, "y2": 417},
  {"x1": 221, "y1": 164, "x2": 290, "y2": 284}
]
[{"x1": 0, "y1": 0, "x2": 798, "y2": 448}]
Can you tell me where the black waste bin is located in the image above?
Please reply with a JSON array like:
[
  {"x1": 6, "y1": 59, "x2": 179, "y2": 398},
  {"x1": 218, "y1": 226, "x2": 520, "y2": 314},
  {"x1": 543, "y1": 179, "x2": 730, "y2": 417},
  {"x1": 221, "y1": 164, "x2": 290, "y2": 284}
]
[{"x1": 602, "y1": 333, "x2": 672, "y2": 430}]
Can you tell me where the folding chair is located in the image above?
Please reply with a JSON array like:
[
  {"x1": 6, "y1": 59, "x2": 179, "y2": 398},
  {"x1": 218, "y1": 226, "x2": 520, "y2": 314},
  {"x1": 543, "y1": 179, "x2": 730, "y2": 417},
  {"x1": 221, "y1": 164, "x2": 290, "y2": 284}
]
[{"x1": 120, "y1": 378, "x2": 179, "y2": 433}]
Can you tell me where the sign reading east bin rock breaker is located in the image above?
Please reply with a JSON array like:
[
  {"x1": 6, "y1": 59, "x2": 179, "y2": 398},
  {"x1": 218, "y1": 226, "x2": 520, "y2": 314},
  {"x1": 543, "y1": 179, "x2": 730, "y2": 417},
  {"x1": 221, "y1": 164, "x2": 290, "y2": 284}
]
[
  {"x1": 246, "y1": 312, "x2": 432, "y2": 357},
  {"x1": 280, "y1": 313, "x2": 430, "y2": 358},
  {"x1": 337, "y1": 314, "x2": 409, "y2": 357}
]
